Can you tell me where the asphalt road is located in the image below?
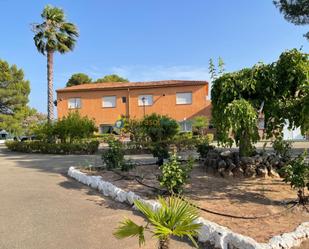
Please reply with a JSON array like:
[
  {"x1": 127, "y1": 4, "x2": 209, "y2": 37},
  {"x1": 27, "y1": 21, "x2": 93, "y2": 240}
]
[{"x1": 0, "y1": 147, "x2": 192, "y2": 249}]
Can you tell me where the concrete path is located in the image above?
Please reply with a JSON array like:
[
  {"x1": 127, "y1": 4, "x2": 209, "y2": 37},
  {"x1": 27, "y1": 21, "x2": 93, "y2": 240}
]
[{"x1": 0, "y1": 146, "x2": 193, "y2": 249}]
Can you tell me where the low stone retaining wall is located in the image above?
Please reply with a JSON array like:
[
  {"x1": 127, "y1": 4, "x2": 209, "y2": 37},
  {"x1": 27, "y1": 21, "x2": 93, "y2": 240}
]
[
  {"x1": 202, "y1": 150, "x2": 287, "y2": 179},
  {"x1": 68, "y1": 166, "x2": 309, "y2": 249}
]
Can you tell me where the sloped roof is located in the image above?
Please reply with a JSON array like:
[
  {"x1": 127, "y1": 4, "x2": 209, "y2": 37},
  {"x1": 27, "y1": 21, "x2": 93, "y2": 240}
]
[{"x1": 56, "y1": 80, "x2": 208, "y2": 93}]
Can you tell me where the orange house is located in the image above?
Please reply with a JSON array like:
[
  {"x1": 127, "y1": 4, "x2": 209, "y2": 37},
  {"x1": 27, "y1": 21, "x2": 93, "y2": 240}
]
[{"x1": 56, "y1": 80, "x2": 211, "y2": 133}]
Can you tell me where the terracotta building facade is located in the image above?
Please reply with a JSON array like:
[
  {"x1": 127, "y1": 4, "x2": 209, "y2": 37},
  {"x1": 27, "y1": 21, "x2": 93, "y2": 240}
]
[{"x1": 56, "y1": 80, "x2": 211, "y2": 133}]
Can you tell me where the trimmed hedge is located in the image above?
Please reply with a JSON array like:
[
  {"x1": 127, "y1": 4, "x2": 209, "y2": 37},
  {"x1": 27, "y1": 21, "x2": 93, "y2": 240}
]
[{"x1": 5, "y1": 140, "x2": 99, "y2": 155}]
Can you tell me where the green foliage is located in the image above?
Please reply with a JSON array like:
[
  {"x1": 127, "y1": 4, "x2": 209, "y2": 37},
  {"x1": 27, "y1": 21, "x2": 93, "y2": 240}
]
[
  {"x1": 225, "y1": 99, "x2": 259, "y2": 156},
  {"x1": 192, "y1": 116, "x2": 208, "y2": 136},
  {"x1": 280, "y1": 150, "x2": 309, "y2": 203},
  {"x1": 102, "y1": 138, "x2": 134, "y2": 171},
  {"x1": 0, "y1": 59, "x2": 31, "y2": 135},
  {"x1": 5, "y1": 140, "x2": 99, "y2": 154},
  {"x1": 274, "y1": 0, "x2": 309, "y2": 40},
  {"x1": 0, "y1": 59, "x2": 30, "y2": 112},
  {"x1": 173, "y1": 132, "x2": 197, "y2": 152},
  {"x1": 95, "y1": 74, "x2": 129, "y2": 83},
  {"x1": 123, "y1": 118, "x2": 148, "y2": 148},
  {"x1": 141, "y1": 114, "x2": 179, "y2": 162},
  {"x1": 35, "y1": 112, "x2": 97, "y2": 142},
  {"x1": 196, "y1": 137, "x2": 215, "y2": 158},
  {"x1": 114, "y1": 218, "x2": 145, "y2": 247},
  {"x1": 272, "y1": 137, "x2": 292, "y2": 161},
  {"x1": 66, "y1": 73, "x2": 92, "y2": 87},
  {"x1": 33, "y1": 5, "x2": 79, "y2": 55},
  {"x1": 159, "y1": 154, "x2": 193, "y2": 194},
  {"x1": 211, "y1": 49, "x2": 309, "y2": 156},
  {"x1": 114, "y1": 195, "x2": 202, "y2": 248}
]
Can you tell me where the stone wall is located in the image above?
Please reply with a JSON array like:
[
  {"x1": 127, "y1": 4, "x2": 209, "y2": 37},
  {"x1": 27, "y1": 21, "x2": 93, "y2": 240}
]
[{"x1": 203, "y1": 150, "x2": 286, "y2": 178}]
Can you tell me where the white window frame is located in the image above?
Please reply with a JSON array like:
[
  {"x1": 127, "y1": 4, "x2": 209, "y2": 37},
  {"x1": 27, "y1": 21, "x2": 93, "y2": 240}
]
[
  {"x1": 176, "y1": 92, "x2": 192, "y2": 105},
  {"x1": 68, "y1": 98, "x2": 81, "y2": 109},
  {"x1": 138, "y1": 95, "x2": 153, "y2": 106},
  {"x1": 102, "y1": 96, "x2": 117, "y2": 108}
]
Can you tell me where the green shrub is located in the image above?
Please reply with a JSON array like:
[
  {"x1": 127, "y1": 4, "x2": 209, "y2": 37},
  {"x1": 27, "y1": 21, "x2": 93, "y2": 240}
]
[
  {"x1": 5, "y1": 140, "x2": 99, "y2": 154},
  {"x1": 280, "y1": 150, "x2": 309, "y2": 204},
  {"x1": 192, "y1": 115, "x2": 208, "y2": 136},
  {"x1": 123, "y1": 118, "x2": 147, "y2": 147},
  {"x1": 196, "y1": 136, "x2": 215, "y2": 158},
  {"x1": 102, "y1": 139, "x2": 134, "y2": 171},
  {"x1": 159, "y1": 154, "x2": 194, "y2": 194},
  {"x1": 35, "y1": 111, "x2": 97, "y2": 143},
  {"x1": 141, "y1": 114, "x2": 179, "y2": 164},
  {"x1": 173, "y1": 132, "x2": 197, "y2": 151},
  {"x1": 272, "y1": 136, "x2": 292, "y2": 161}
]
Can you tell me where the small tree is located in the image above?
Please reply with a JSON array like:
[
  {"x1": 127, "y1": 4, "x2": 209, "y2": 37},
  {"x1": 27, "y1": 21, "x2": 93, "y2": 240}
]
[
  {"x1": 192, "y1": 116, "x2": 208, "y2": 136},
  {"x1": 141, "y1": 114, "x2": 179, "y2": 164},
  {"x1": 280, "y1": 150, "x2": 309, "y2": 204},
  {"x1": 102, "y1": 138, "x2": 134, "y2": 171},
  {"x1": 159, "y1": 154, "x2": 193, "y2": 194},
  {"x1": 66, "y1": 73, "x2": 92, "y2": 87},
  {"x1": 114, "y1": 195, "x2": 201, "y2": 249},
  {"x1": 224, "y1": 99, "x2": 259, "y2": 157}
]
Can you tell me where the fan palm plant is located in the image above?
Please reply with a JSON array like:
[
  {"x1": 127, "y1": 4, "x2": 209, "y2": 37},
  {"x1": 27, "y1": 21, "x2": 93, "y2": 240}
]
[
  {"x1": 114, "y1": 196, "x2": 202, "y2": 249},
  {"x1": 33, "y1": 5, "x2": 79, "y2": 122}
]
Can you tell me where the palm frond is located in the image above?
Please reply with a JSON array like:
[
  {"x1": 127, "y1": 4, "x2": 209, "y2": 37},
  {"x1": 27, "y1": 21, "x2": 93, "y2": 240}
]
[{"x1": 113, "y1": 218, "x2": 145, "y2": 247}]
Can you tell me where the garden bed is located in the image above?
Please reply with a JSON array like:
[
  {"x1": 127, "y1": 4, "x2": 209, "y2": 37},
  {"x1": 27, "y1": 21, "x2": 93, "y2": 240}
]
[{"x1": 82, "y1": 163, "x2": 309, "y2": 244}]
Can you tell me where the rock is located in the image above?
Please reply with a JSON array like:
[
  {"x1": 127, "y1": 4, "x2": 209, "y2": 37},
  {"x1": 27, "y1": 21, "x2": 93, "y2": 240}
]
[
  {"x1": 227, "y1": 162, "x2": 236, "y2": 172},
  {"x1": 220, "y1": 150, "x2": 232, "y2": 158},
  {"x1": 254, "y1": 155, "x2": 263, "y2": 164},
  {"x1": 240, "y1": 157, "x2": 254, "y2": 165},
  {"x1": 207, "y1": 151, "x2": 220, "y2": 159},
  {"x1": 222, "y1": 170, "x2": 233, "y2": 178},
  {"x1": 244, "y1": 165, "x2": 256, "y2": 178},
  {"x1": 232, "y1": 167, "x2": 244, "y2": 178},
  {"x1": 256, "y1": 167, "x2": 268, "y2": 178},
  {"x1": 218, "y1": 160, "x2": 227, "y2": 169},
  {"x1": 269, "y1": 169, "x2": 280, "y2": 178}
]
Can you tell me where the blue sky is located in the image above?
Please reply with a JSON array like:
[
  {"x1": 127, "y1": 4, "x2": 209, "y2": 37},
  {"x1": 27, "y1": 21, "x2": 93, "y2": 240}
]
[{"x1": 0, "y1": 0, "x2": 308, "y2": 114}]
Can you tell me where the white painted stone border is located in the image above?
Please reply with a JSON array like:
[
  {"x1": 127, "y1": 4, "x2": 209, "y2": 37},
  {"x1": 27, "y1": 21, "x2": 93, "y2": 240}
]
[{"x1": 68, "y1": 166, "x2": 309, "y2": 249}]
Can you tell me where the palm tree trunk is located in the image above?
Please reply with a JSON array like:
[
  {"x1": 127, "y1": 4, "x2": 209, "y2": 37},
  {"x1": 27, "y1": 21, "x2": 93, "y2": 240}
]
[
  {"x1": 47, "y1": 51, "x2": 54, "y2": 122},
  {"x1": 158, "y1": 237, "x2": 169, "y2": 249}
]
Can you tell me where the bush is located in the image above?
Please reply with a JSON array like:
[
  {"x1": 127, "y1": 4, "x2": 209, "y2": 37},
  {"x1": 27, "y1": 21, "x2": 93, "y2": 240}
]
[
  {"x1": 5, "y1": 140, "x2": 99, "y2": 154},
  {"x1": 280, "y1": 150, "x2": 309, "y2": 204},
  {"x1": 173, "y1": 132, "x2": 197, "y2": 151},
  {"x1": 196, "y1": 136, "x2": 215, "y2": 158},
  {"x1": 192, "y1": 115, "x2": 208, "y2": 136},
  {"x1": 123, "y1": 118, "x2": 147, "y2": 147},
  {"x1": 272, "y1": 137, "x2": 292, "y2": 161},
  {"x1": 35, "y1": 111, "x2": 97, "y2": 143},
  {"x1": 102, "y1": 139, "x2": 134, "y2": 171},
  {"x1": 159, "y1": 154, "x2": 194, "y2": 194},
  {"x1": 141, "y1": 114, "x2": 179, "y2": 164}
]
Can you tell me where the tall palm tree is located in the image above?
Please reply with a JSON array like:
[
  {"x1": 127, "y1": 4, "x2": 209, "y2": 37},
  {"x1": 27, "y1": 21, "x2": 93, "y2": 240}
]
[
  {"x1": 114, "y1": 196, "x2": 202, "y2": 249},
  {"x1": 33, "y1": 5, "x2": 79, "y2": 122}
]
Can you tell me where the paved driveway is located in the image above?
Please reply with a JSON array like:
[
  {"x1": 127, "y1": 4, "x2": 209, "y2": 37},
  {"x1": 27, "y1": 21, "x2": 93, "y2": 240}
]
[{"x1": 0, "y1": 146, "x2": 192, "y2": 249}]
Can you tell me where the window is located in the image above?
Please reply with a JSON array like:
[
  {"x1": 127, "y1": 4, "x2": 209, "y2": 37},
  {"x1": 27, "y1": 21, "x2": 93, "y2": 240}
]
[
  {"x1": 68, "y1": 98, "x2": 81, "y2": 109},
  {"x1": 179, "y1": 120, "x2": 192, "y2": 132},
  {"x1": 122, "y1": 96, "x2": 127, "y2": 103},
  {"x1": 102, "y1": 96, "x2": 116, "y2": 108},
  {"x1": 138, "y1": 95, "x2": 153, "y2": 106},
  {"x1": 176, "y1": 92, "x2": 192, "y2": 105}
]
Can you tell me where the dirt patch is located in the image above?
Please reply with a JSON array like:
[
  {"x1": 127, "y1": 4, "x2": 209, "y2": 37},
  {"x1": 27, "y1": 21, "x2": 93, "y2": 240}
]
[{"x1": 82, "y1": 164, "x2": 309, "y2": 243}]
